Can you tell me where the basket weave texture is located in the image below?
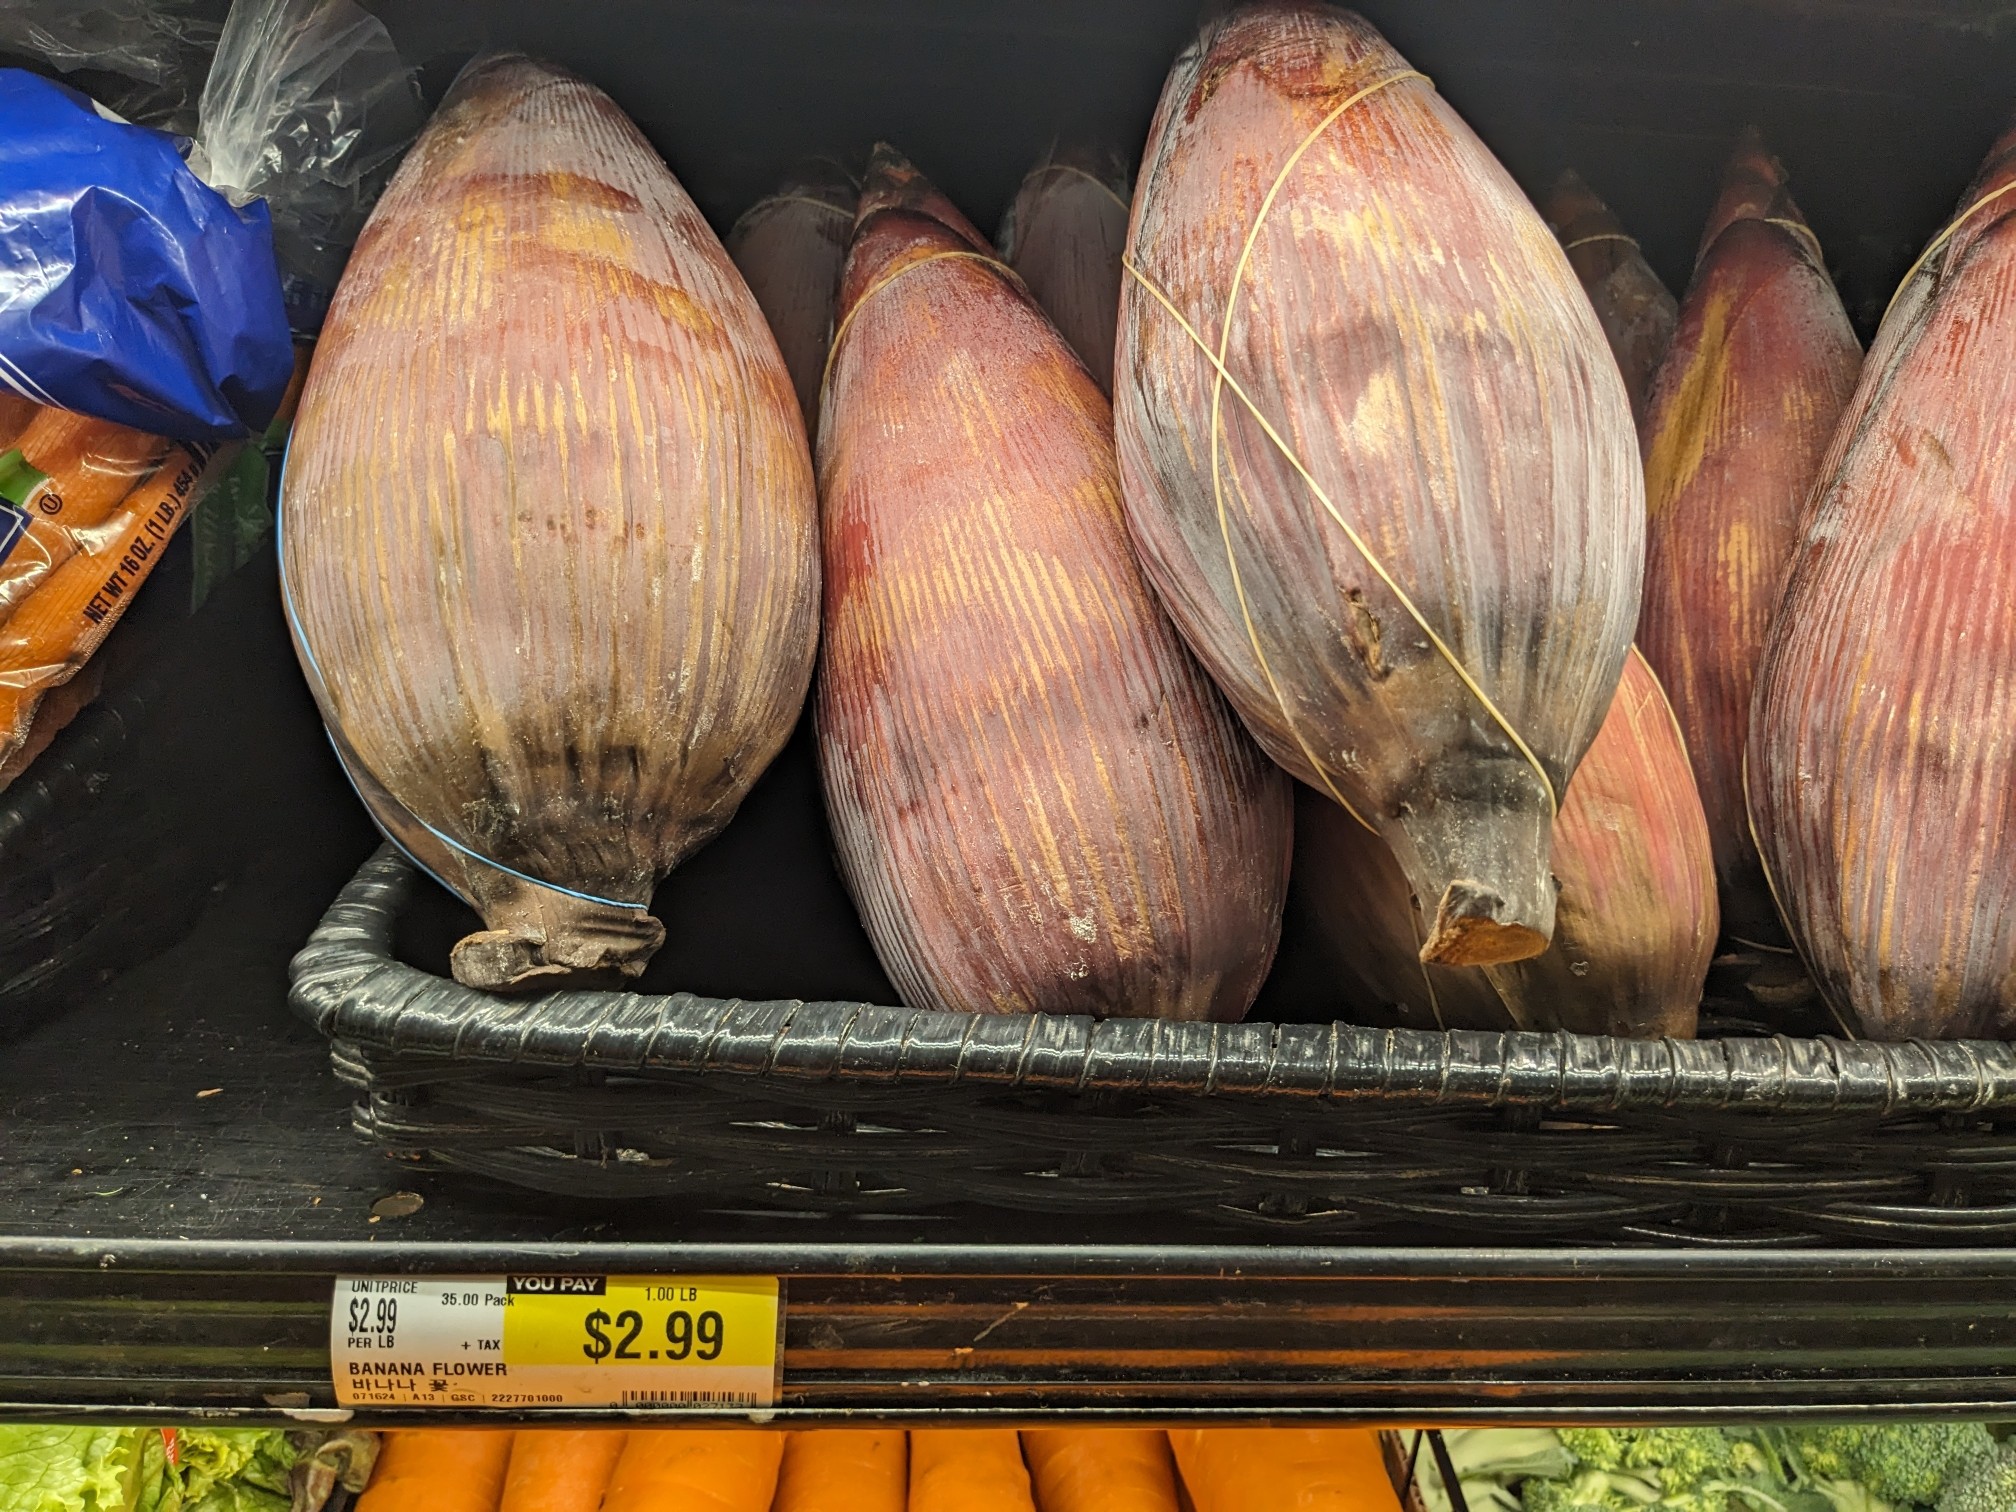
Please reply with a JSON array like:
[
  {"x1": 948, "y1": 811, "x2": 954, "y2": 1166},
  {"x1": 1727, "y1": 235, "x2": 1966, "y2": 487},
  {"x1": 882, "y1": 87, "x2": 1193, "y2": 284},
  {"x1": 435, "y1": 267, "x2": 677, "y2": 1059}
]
[
  {"x1": 291, "y1": 846, "x2": 2016, "y2": 1245},
  {"x1": 0, "y1": 539, "x2": 255, "y2": 1036}
]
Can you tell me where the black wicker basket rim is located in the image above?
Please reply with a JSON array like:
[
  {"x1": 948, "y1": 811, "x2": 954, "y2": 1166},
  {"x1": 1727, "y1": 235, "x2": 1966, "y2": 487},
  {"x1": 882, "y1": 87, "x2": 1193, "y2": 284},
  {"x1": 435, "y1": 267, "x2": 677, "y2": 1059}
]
[{"x1": 286, "y1": 846, "x2": 2016, "y2": 1116}]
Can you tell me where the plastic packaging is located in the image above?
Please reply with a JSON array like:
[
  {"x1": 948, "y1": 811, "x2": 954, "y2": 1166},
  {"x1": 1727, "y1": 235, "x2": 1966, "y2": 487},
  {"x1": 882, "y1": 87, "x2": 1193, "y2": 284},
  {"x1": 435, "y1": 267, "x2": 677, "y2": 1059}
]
[
  {"x1": 0, "y1": 0, "x2": 219, "y2": 128},
  {"x1": 0, "y1": 0, "x2": 415, "y2": 788},
  {"x1": 191, "y1": 0, "x2": 424, "y2": 329},
  {"x1": 0, "y1": 435, "x2": 237, "y2": 774},
  {"x1": 0, "y1": 68, "x2": 292, "y2": 440},
  {"x1": 0, "y1": 410, "x2": 170, "y2": 621}
]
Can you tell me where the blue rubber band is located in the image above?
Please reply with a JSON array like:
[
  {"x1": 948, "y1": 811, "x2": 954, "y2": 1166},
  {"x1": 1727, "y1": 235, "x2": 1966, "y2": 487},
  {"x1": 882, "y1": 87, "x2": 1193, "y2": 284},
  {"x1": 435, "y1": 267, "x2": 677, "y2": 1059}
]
[{"x1": 275, "y1": 430, "x2": 637, "y2": 914}]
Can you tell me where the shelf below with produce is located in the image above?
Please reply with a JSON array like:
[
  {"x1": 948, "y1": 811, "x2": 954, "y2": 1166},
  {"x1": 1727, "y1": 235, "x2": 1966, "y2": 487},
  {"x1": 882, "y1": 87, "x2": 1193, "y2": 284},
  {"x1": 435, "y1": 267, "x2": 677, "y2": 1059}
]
[{"x1": 6, "y1": 867, "x2": 2016, "y2": 1425}]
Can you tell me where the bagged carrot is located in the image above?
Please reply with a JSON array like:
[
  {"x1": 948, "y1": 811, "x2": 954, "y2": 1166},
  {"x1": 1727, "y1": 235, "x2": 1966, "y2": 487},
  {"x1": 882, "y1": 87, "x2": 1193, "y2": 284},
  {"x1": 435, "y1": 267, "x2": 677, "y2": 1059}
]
[
  {"x1": 1169, "y1": 1430, "x2": 1403, "y2": 1512},
  {"x1": 0, "y1": 394, "x2": 33, "y2": 450},
  {"x1": 0, "y1": 408, "x2": 171, "y2": 620},
  {"x1": 602, "y1": 1429, "x2": 782, "y2": 1512},
  {"x1": 0, "y1": 441, "x2": 234, "y2": 765},
  {"x1": 356, "y1": 1430, "x2": 512, "y2": 1512},
  {"x1": 499, "y1": 1431, "x2": 627, "y2": 1512},
  {"x1": 909, "y1": 1431, "x2": 1037, "y2": 1512},
  {"x1": 773, "y1": 1430, "x2": 906, "y2": 1512},
  {"x1": 0, "y1": 660, "x2": 103, "y2": 793},
  {"x1": 1023, "y1": 1430, "x2": 1180, "y2": 1512},
  {"x1": 5, "y1": 408, "x2": 168, "y2": 521}
]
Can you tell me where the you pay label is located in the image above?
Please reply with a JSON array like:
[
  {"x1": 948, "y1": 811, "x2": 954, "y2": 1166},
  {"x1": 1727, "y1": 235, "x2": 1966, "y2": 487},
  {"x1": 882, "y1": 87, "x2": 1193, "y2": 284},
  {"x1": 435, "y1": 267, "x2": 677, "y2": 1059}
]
[{"x1": 331, "y1": 1274, "x2": 781, "y2": 1410}]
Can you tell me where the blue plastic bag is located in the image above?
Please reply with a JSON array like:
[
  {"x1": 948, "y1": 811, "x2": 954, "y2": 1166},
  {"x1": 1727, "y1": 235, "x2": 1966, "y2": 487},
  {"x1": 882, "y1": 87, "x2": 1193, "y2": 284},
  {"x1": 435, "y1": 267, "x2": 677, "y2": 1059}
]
[{"x1": 0, "y1": 67, "x2": 292, "y2": 441}]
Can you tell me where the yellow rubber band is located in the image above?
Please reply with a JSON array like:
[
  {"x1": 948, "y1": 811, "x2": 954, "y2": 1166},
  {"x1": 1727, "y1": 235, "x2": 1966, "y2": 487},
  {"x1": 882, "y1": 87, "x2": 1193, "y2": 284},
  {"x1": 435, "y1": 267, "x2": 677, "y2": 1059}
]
[
  {"x1": 1880, "y1": 179, "x2": 2016, "y2": 327},
  {"x1": 1021, "y1": 160, "x2": 1131, "y2": 216},
  {"x1": 731, "y1": 193, "x2": 854, "y2": 235},
  {"x1": 1561, "y1": 231, "x2": 1638, "y2": 252},
  {"x1": 1129, "y1": 258, "x2": 1559, "y2": 826},
  {"x1": 1763, "y1": 216, "x2": 1825, "y2": 266},
  {"x1": 821, "y1": 248, "x2": 1026, "y2": 392},
  {"x1": 1191, "y1": 67, "x2": 1429, "y2": 834},
  {"x1": 1123, "y1": 62, "x2": 1560, "y2": 827}
]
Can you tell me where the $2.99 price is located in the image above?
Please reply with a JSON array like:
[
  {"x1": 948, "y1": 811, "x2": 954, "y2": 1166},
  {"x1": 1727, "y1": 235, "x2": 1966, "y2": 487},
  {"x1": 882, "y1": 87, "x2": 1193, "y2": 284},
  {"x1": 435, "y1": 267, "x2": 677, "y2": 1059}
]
[
  {"x1": 581, "y1": 1306, "x2": 726, "y2": 1363},
  {"x1": 347, "y1": 1295, "x2": 397, "y2": 1343}
]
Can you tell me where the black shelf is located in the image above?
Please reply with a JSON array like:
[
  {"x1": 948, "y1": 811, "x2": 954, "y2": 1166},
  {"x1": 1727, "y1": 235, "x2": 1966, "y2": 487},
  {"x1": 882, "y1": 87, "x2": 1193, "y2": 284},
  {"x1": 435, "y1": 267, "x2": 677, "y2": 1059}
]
[
  {"x1": 8, "y1": 860, "x2": 2016, "y2": 1425},
  {"x1": 8, "y1": 0, "x2": 2016, "y2": 1429}
]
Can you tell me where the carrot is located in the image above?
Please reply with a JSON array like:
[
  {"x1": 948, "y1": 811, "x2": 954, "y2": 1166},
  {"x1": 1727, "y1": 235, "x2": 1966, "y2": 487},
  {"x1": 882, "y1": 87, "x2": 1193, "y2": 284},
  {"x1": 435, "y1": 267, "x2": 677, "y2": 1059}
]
[
  {"x1": 0, "y1": 408, "x2": 169, "y2": 619},
  {"x1": 0, "y1": 394, "x2": 35, "y2": 451},
  {"x1": 772, "y1": 1431, "x2": 906, "y2": 1512},
  {"x1": 1168, "y1": 1430, "x2": 1403, "y2": 1512},
  {"x1": 0, "y1": 657, "x2": 101, "y2": 791},
  {"x1": 0, "y1": 515, "x2": 91, "y2": 624},
  {"x1": 601, "y1": 1429, "x2": 783, "y2": 1512},
  {"x1": 1022, "y1": 1431, "x2": 1180, "y2": 1512},
  {"x1": 908, "y1": 1431, "x2": 1036, "y2": 1512},
  {"x1": 355, "y1": 1430, "x2": 513, "y2": 1512},
  {"x1": 500, "y1": 1431, "x2": 628, "y2": 1512},
  {"x1": 0, "y1": 443, "x2": 223, "y2": 761},
  {"x1": 8, "y1": 407, "x2": 168, "y2": 525}
]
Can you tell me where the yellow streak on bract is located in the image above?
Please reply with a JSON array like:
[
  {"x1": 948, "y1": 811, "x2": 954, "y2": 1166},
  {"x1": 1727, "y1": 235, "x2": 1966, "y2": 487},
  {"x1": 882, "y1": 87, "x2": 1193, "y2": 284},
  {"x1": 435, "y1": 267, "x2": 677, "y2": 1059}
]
[
  {"x1": 1874, "y1": 686, "x2": 1923, "y2": 988},
  {"x1": 346, "y1": 255, "x2": 413, "y2": 329},
  {"x1": 1718, "y1": 518, "x2": 1759, "y2": 603},
  {"x1": 1345, "y1": 366, "x2": 1406, "y2": 455},
  {"x1": 648, "y1": 282, "x2": 715, "y2": 333},
  {"x1": 1643, "y1": 286, "x2": 1735, "y2": 517},
  {"x1": 536, "y1": 198, "x2": 634, "y2": 264},
  {"x1": 450, "y1": 196, "x2": 504, "y2": 321},
  {"x1": 1834, "y1": 641, "x2": 1880, "y2": 931},
  {"x1": 455, "y1": 196, "x2": 506, "y2": 241},
  {"x1": 1780, "y1": 375, "x2": 1820, "y2": 428},
  {"x1": 535, "y1": 198, "x2": 713, "y2": 335}
]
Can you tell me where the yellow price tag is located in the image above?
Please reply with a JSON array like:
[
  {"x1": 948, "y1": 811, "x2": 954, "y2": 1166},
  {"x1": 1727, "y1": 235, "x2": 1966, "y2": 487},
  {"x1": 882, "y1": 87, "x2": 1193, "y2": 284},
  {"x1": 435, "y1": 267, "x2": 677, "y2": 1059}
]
[
  {"x1": 332, "y1": 1274, "x2": 780, "y2": 1410},
  {"x1": 505, "y1": 1276, "x2": 779, "y2": 1372}
]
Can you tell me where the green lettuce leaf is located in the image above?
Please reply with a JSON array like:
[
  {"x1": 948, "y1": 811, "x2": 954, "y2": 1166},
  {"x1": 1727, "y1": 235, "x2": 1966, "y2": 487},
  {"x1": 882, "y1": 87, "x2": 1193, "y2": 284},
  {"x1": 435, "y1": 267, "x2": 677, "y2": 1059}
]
[
  {"x1": 180, "y1": 1484, "x2": 286, "y2": 1512},
  {"x1": 172, "y1": 1435, "x2": 293, "y2": 1509},
  {"x1": 132, "y1": 1432, "x2": 176, "y2": 1512},
  {"x1": 0, "y1": 1427, "x2": 146, "y2": 1512}
]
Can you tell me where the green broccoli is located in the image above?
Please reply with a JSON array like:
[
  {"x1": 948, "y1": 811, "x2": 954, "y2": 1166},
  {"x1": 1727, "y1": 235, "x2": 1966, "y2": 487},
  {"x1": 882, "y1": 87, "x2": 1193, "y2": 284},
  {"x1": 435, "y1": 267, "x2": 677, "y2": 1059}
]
[
  {"x1": 1784, "y1": 1425, "x2": 1997, "y2": 1507},
  {"x1": 1804, "y1": 1482, "x2": 1899, "y2": 1512},
  {"x1": 1556, "y1": 1429, "x2": 1746, "y2": 1499},
  {"x1": 1557, "y1": 1435, "x2": 1637, "y2": 1473},
  {"x1": 1520, "y1": 1464, "x2": 1819, "y2": 1512},
  {"x1": 1409, "y1": 1430, "x2": 1578, "y2": 1512},
  {"x1": 1937, "y1": 1444, "x2": 2016, "y2": 1512},
  {"x1": 1523, "y1": 1467, "x2": 1666, "y2": 1512}
]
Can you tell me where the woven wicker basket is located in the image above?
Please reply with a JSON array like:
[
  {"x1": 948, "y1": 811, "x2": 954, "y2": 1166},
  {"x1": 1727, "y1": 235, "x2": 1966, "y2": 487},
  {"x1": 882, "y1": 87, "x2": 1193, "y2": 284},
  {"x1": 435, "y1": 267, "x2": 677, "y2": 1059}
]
[
  {"x1": 0, "y1": 538, "x2": 278, "y2": 1039},
  {"x1": 290, "y1": 845, "x2": 2016, "y2": 1246}
]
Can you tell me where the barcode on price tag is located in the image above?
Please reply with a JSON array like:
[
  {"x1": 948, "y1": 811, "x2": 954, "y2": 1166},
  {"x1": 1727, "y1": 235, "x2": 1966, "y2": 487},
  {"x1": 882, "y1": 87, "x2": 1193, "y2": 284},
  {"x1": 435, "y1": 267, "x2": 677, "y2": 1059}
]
[{"x1": 330, "y1": 1275, "x2": 780, "y2": 1410}]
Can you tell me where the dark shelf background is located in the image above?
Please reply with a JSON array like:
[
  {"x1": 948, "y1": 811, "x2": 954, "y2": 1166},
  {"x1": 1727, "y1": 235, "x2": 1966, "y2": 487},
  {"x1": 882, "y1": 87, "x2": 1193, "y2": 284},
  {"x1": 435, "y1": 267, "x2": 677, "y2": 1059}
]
[{"x1": 372, "y1": 0, "x2": 2016, "y2": 338}]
